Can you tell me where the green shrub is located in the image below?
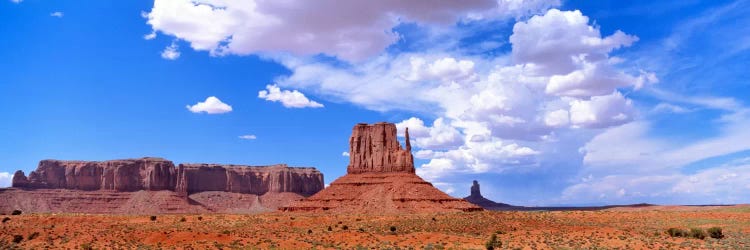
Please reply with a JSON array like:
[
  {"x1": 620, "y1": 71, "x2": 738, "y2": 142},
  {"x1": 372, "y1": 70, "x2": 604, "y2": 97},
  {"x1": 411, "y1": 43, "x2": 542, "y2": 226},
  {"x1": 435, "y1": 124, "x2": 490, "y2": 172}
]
[
  {"x1": 180, "y1": 217, "x2": 186, "y2": 222},
  {"x1": 12, "y1": 235, "x2": 23, "y2": 244},
  {"x1": 197, "y1": 216, "x2": 203, "y2": 221},
  {"x1": 390, "y1": 226, "x2": 397, "y2": 232},
  {"x1": 485, "y1": 233, "x2": 501, "y2": 250},
  {"x1": 667, "y1": 228, "x2": 688, "y2": 237},
  {"x1": 11, "y1": 210, "x2": 22, "y2": 216},
  {"x1": 307, "y1": 229, "x2": 312, "y2": 234},
  {"x1": 342, "y1": 225, "x2": 349, "y2": 230},
  {"x1": 689, "y1": 228, "x2": 707, "y2": 240},
  {"x1": 150, "y1": 215, "x2": 157, "y2": 221},
  {"x1": 327, "y1": 226, "x2": 332, "y2": 231},
  {"x1": 2, "y1": 217, "x2": 9, "y2": 223},
  {"x1": 707, "y1": 227, "x2": 724, "y2": 239}
]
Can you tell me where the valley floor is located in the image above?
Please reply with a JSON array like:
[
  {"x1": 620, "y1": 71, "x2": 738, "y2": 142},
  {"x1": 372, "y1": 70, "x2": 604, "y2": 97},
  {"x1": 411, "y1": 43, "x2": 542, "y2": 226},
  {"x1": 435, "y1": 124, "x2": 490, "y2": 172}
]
[{"x1": 1, "y1": 205, "x2": 749, "y2": 249}]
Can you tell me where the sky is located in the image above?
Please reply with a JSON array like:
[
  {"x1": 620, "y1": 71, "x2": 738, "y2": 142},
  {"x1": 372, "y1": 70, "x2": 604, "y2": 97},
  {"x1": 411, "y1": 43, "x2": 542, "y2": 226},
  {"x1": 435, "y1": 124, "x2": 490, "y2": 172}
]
[{"x1": 1, "y1": 0, "x2": 748, "y2": 206}]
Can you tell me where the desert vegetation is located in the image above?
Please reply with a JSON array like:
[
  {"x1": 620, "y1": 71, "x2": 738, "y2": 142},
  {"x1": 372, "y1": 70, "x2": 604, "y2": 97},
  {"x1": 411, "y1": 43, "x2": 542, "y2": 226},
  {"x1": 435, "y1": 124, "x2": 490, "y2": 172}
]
[{"x1": 0, "y1": 205, "x2": 748, "y2": 249}]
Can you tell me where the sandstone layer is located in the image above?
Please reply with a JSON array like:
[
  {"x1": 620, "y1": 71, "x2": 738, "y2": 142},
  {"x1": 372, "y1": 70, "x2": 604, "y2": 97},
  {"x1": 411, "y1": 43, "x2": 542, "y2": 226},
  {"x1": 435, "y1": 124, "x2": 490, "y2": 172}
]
[
  {"x1": 463, "y1": 180, "x2": 513, "y2": 209},
  {"x1": 283, "y1": 122, "x2": 481, "y2": 213}
]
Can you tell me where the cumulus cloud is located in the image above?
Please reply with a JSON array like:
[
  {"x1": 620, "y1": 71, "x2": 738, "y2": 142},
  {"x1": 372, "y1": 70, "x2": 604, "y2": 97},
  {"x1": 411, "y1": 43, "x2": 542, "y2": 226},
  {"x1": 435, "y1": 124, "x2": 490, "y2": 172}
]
[
  {"x1": 0, "y1": 172, "x2": 11, "y2": 188},
  {"x1": 342, "y1": 152, "x2": 350, "y2": 157},
  {"x1": 186, "y1": 96, "x2": 233, "y2": 114},
  {"x1": 238, "y1": 135, "x2": 257, "y2": 140},
  {"x1": 272, "y1": 9, "x2": 652, "y2": 181},
  {"x1": 161, "y1": 41, "x2": 180, "y2": 60},
  {"x1": 144, "y1": 0, "x2": 503, "y2": 61},
  {"x1": 569, "y1": 91, "x2": 635, "y2": 128},
  {"x1": 50, "y1": 12, "x2": 64, "y2": 18},
  {"x1": 258, "y1": 84, "x2": 323, "y2": 108},
  {"x1": 10, "y1": 0, "x2": 22, "y2": 3},
  {"x1": 396, "y1": 117, "x2": 463, "y2": 150},
  {"x1": 148, "y1": 1, "x2": 681, "y2": 204}
]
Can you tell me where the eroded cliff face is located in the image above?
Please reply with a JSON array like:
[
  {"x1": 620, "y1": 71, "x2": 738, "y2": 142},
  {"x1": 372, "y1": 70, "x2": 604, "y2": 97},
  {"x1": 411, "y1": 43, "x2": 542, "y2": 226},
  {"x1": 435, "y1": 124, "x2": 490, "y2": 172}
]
[
  {"x1": 12, "y1": 158, "x2": 177, "y2": 191},
  {"x1": 11, "y1": 158, "x2": 324, "y2": 197},
  {"x1": 176, "y1": 164, "x2": 323, "y2": 196},
  {"x1": 346, "y1": 122, "x2": 414, "y2": 174}
]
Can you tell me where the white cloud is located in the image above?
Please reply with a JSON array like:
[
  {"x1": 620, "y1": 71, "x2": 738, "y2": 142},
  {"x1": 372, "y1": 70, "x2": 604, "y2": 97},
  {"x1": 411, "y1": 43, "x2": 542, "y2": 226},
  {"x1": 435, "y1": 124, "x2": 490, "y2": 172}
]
[
  {"x1": 238, "y1": 135, "x2": 257, "y2": 140},
  {"x1": 582, "y1": 116, "x2": 750, "y2": 174},
  {"x1": 186, "y1": 96, "x2": 233, "y2": 114},
  {"x1": 258, "y1": 84, "x2": 323, "y2": 108},
  {"x1": 0, "y1": 172, "x2": 11, "y2": 188},
  {"x1": 396, "y1": 117, "x2": 463, "y2": 150},
  {"x1": 341, "y1": 151, "x2": 350, "y2": 157},
  {"x1": 569, "y1": 91, "x2": 635, "y2": 128},
  {"x1": 10, "y1": 0, "x2": 22, "y2": 3},
  {"x1": 544, "y1": 109, "x2": 569, "y2": 127},
  {"x1": 161, "y1": 41, "x2": 180, "y2": 60},
  {"x1": 144, "y1": 31, "x2": 157, "y2": 40},
  {"x1": 50, "y1": 12, "x2": 64, "y2": 18},
  {"x1": 145, "y1": 0, "x2": 502, "y2": 61},
  {"x1": 651, "y1": 102, "x2": 692, "y2": 114}
]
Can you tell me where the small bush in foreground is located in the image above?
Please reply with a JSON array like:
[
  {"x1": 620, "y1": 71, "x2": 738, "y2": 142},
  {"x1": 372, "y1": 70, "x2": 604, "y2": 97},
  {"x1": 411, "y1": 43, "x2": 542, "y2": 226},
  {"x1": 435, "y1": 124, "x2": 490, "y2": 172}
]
[
  {"x1": 12, "y1": 235, "x2": 23, "y2": 244},
  {"x1": 689, "y1": 228, "x2": 707, "y2": 240},
  {"x1": 707, "y1": 227, "x2": 724, "y2": 239},
  {"x1": 485, "y1": 233, "x2": 501, "y2": 250},
  {"x1": 11, "y1": 210, "x2": 22, "y2": 216},
  {"x1": 150, "y1": 215, "x2": 157, "y2": 221},
  {"x1": 80, "y1": 243, "x2": 93, "y2": 250},
  {"x1": 2, "y1": 217, "x2": 9, "y2": 223},
  {"x1": 180, "y1": 217, "x2": 186, "y2": 222},
  {"x1": 667, "y1": 228, "x2": 688, "y2": 237},
  {"x1": 390, "y1": 226, "x2": 397, "y2": 232}
]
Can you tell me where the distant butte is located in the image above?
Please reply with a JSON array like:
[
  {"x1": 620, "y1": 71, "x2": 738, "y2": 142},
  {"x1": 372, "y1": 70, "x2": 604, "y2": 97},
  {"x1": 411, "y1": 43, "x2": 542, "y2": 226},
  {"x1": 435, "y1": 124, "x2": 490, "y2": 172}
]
[
  {"x1": 282, "y1": 122, "x2": 481, "y2": 213},
  {"x1": 463, "y1": 180, "x2": 513, "y2": 209}
]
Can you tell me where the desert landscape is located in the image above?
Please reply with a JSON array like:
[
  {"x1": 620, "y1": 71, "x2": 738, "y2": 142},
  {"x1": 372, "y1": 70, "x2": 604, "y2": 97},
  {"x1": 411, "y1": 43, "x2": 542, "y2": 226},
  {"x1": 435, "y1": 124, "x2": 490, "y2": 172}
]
[
  {"x1": 1, "y1": 206, "x2": 747, "y2": 249},
  {"x1": 1, "y1": 123, "x2": 747, "y2": 249}
]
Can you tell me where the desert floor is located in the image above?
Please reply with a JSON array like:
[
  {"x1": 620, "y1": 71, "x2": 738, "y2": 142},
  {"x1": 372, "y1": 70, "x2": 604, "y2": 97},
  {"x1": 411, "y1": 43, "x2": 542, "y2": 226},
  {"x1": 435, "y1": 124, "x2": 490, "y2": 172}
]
[{"x1": 1, "y1": 205, "x2": 748, "y2": 249}]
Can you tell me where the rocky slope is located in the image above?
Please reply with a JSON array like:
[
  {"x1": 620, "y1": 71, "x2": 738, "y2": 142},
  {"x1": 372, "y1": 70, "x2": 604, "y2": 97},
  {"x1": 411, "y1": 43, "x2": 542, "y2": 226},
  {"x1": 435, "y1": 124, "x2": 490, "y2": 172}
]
[{"x1": 282, "y1": 122, "x2": 481, "y2": 213}]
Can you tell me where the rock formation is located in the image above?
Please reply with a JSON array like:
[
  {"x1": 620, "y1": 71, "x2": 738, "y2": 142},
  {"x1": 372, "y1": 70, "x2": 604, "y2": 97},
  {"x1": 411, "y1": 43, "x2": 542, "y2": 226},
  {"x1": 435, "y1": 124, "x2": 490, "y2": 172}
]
[
  {"x1": 11, "y1": 158, "x2": 177, "y2": 191},
  {"x1": 282, "y1": 122, "x2": 481, "y2": 213},
  {"x1": 4, "y1": 157, "x2": 324, "y2": 214},
  {"x1": 176, "y1": 163, "x2": 323, "y2": 196},
  {"x1": 463, "y1": 180, "x2": 513, "y2": 209},
  {"x1": 347, "y1": 123, "x2": 414, "y2": 174}
]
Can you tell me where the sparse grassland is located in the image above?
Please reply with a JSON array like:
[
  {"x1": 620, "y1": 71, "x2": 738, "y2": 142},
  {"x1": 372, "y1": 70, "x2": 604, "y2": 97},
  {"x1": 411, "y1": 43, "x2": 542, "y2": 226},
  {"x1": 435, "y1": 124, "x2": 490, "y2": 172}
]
[{"x1": 0, "y1": 205, "x2": 748, "y2": 249}]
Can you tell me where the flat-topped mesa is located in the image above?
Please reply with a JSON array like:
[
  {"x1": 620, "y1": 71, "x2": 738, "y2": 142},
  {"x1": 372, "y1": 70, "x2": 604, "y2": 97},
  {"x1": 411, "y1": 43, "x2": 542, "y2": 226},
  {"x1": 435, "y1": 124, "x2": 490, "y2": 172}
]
[
  {"x1": 176, "y1": 163, "x2": 323, "y2": 196},
  {"x1": 346, "y1": 122, "x2": 414, "y2": 174},
  {"x1": 12, "y1": 158, "x2": 177, "y2": 191},
  {"x1": 11, "y1": 158, "x2": 324, "y2": 198}
]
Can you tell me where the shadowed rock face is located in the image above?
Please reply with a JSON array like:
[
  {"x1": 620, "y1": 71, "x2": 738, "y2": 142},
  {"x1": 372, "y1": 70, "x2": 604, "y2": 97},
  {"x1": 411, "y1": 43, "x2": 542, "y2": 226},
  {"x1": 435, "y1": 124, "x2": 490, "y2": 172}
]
[
  {"x1": 347, "y1": 122, "x2": 414, "y2": 174},
  {"x1": 12, "y1": 158, "x2": 324, "y2": 196}
]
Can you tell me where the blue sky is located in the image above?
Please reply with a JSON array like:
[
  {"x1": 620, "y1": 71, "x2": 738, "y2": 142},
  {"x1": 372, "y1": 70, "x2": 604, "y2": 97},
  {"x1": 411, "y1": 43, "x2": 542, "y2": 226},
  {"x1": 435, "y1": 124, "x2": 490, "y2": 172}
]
[{"x1": 1, "y1": 0, "x2": 748, "y2": 206}]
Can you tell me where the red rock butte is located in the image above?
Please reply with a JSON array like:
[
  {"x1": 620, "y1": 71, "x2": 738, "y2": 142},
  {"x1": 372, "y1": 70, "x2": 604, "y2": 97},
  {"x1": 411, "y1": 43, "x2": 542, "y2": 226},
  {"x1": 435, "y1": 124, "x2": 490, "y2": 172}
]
[{"x1": 282, "y1": 122, "x2": 482, "y2": 213}]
